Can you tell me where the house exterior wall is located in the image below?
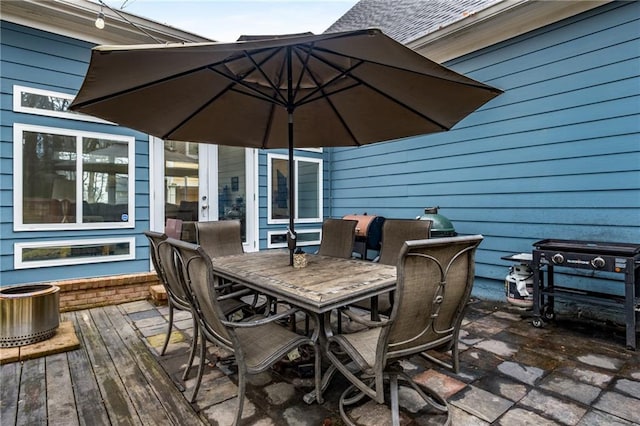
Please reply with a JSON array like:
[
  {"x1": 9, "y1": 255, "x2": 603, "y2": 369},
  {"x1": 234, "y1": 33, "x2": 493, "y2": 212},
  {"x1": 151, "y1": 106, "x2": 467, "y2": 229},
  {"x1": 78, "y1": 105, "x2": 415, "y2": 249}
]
[
  {"x1": 0, "y1": 21, "x2": 152, "y2": 286},
  {"x1": 326, "y1": 1, "x2": 640, "y2": 300},
  {"x1": 0, "y1": 20, "x2": 325, "y2": 287},
  {"x1": 2, "y1": 2, "x2": 638, "y2": 308}
]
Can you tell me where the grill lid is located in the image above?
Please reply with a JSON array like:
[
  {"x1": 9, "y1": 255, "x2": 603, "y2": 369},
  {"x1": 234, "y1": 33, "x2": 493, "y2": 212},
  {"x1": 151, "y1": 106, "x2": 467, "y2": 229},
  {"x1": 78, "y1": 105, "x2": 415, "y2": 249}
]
[
  {"x1": 533, "y1": 239, "x2": 640, "y2": 256},
  {"x1": 417, "y1": 207, "x2": 456, "y2": 237}
]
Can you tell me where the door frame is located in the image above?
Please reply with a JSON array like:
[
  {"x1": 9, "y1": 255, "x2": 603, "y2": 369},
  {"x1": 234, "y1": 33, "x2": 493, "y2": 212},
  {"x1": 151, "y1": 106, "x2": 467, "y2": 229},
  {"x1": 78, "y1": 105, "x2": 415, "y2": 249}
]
[{"x1": 149, "y1": 136, "x2": 258, "y2": 252}]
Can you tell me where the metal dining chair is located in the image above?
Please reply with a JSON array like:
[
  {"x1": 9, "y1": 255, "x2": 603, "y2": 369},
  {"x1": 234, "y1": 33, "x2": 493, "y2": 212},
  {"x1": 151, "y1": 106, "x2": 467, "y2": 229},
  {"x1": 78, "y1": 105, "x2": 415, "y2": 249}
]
[
  {"x1": 168, "y1": 238, "x2": 322, "y2": 424},
  {"x1": 145, "y1": 230, "x2": 248, "y2": 381},
  {"x1": 195, "y1": 220, "x2": 244, "y2": 258},
  {"x1": 325, "y1": 235, "x2": 483, "y2": 426},
  {"x1": 317, "y1": 218, "x2": 358, "y2": 259},
  {"x1": 195, "y1": 220, "x2": 265, "y2": 313},
  {"x1": 145, "y1": 230, "x2": 201, "y2": 381},
  {"x1": 351, "y1": 218, "x2": 432, "y2": 315}
]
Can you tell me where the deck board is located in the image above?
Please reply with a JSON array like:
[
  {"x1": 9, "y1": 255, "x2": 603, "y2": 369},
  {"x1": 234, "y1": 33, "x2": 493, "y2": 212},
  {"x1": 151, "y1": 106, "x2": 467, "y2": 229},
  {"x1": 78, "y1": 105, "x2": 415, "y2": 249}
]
[
  {"x1": 108, "y1": 305, "x2": 204, "y2": 425},
  {"x1": 0, "y1": 362, "x2": 20, "y2": 425},
  {"x1": 16, "y1": 357, "x2": 46, "y2": 426},
  {"x1": 45, "y1": 352, "x2": 78, "y2": 426},
  {"x1": 91, "y1": 307, "x2": 171, "y2": 425},
  {"x1": 65, "y1": 319, "x2": 111, "y2": 426},
  {"x1": 73, "y1": 309, "x2": 141, "y2": 425}
]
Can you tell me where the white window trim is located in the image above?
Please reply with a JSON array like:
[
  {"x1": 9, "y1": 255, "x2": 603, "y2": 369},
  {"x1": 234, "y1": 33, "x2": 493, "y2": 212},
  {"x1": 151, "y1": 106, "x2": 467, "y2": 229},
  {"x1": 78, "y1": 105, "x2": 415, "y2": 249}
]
[
  {"x1": 14, "y1": 237, "x2": 136, "y2": 269},
  {"x1": 267, "y1": 153, "x2": 323, "y2": 225},
  {"x1": 267, "y1": 229, "x2": 322, "y2": 249},
  {"x1": 13, "y1": 123, "x2": 136, "y2": 231},
  {"x1": 13, "y1": 85, "x2": 114, "y2": 124}
]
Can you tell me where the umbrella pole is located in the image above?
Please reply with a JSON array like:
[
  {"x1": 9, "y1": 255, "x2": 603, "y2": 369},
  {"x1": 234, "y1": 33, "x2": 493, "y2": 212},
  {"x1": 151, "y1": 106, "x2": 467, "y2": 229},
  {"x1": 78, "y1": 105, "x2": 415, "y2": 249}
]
[
  {"x1": 287, "y1": 115, "x2": 295, "y2": 266},
  {"x1": 286, "y1": 46, "x2": 296, "y2": 266}
]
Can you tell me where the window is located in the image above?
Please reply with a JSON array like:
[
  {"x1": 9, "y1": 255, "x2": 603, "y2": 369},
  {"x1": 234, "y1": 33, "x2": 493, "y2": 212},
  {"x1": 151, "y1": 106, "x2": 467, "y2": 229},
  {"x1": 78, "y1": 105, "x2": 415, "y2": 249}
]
[
  {"x1": 13, "y1": 85, "x2": 113, "y2": 124},
  {"x1": 14, "y1": 237, "x2": 135, "y2": 269},
  {"x1": 13, "y1": 124, "x2": 135, "y2": 230},
  {"x1": 267, "y1": 229, "x2": 321, "y2": 248},
  {"x1": 267, "y1": 153, "x2": 322, "y2": 224}
]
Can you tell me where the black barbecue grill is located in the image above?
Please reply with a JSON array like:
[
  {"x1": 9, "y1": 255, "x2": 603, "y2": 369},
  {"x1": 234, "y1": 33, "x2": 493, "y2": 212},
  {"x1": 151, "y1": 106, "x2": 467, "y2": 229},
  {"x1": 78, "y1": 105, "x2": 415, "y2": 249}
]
[
  {"x1": 531, "y1": 238, "x2": 640, "y2": 349},
  {"x1": 343, "y1": 214, "x2": 385, "y2": 260}
]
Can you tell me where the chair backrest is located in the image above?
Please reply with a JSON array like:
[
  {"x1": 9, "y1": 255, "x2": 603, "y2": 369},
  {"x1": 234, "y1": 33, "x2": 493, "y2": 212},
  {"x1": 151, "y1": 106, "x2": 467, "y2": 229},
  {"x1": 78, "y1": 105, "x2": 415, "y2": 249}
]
[
  {"x1": 155, "y1": 236, "x2": 190, "y2": 304},
  {"x1": 386, "y1": 235, "x2": 483, "y2": 360},
  {"x1": 144, "y1": 230, "x2": 168, "y2": 284},
  {"x1": 317, "y1": 219, "x2": 357, "y2": 259},
  {"x1": 168, "y1": 238, "x2": 234, "y2": 349},
  {"x1": 195, "y1": 220, "x2": 244, "y2": 258},
  {"x1": 165, "y1": 218, "x2": 183, "y2": 239},
  {"x1": 377, "y1": 219, "x2": 432, "y2": 266}
]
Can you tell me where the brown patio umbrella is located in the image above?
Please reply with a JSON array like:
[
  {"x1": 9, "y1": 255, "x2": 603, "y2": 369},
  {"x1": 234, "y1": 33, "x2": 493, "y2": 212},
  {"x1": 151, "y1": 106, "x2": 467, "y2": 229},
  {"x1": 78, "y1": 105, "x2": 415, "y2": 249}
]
[{"x1": 70, "y1": 29, "x2": 502, "y2": 264}]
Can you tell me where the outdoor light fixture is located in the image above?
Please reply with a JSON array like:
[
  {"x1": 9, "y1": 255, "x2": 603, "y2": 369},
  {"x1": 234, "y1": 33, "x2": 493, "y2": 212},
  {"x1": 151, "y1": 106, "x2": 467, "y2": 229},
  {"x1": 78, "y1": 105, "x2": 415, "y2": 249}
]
[{"x1": 95, "y1": 11, "x2": 105, "y2": 29}]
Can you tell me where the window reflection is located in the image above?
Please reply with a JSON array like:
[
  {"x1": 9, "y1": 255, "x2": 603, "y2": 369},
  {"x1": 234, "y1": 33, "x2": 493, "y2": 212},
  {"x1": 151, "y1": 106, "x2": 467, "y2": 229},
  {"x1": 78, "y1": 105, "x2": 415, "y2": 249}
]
[
  {"x1": 22, "y1": 131, "x2": 76, "y2": 224},
  {"x1": 20, "y1": 129, "x2": 132, "y2": 225},
  {"x1": 21, "y1": 92, "x2": 71, "y2": 112},
  {"x1": 164, "y1": 141, "x2": 199, "y2": 222}
]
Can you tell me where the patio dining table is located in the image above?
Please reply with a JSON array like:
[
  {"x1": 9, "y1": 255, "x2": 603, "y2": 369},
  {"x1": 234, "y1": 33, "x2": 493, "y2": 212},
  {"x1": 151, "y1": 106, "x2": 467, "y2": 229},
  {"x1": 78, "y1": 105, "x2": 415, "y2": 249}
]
[
  {"x1": 208, "y1": 249, "x2": 396, "y2": 324},
  {"x1": 207, "y1": 249, "x2": 397, "y2": 403}
]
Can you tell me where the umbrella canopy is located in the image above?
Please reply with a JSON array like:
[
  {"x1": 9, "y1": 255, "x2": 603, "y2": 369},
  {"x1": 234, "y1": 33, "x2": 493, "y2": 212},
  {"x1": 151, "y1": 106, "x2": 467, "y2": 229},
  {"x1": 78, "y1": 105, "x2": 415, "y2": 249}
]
[{"x1": 70, "y1": 28, "x2": 502, "y2": 263}]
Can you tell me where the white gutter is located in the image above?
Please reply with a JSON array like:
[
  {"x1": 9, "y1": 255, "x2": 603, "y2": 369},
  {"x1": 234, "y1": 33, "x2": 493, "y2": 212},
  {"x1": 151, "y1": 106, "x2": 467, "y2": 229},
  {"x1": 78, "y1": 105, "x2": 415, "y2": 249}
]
[
  {"x1": 408, "y1": 0, "x2": 612, "y2": 63},
  {"x1": 0, "y1": 0, "x2": 214, "y2": 44}
]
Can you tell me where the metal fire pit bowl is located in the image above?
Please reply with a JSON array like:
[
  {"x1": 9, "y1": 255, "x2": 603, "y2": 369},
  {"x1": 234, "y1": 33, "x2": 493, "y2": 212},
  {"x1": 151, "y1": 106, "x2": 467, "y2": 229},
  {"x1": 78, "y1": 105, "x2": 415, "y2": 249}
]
[{"x1": 0, "y1": 284, "x2": 60, "y2": 347}]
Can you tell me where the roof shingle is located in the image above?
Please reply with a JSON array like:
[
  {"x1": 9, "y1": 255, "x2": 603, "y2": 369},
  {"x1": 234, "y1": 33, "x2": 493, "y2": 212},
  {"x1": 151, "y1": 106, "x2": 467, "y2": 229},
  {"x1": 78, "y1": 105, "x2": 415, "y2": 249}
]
[{"x1": 325, "y1": 0, "x2": 500, "y2": 44}]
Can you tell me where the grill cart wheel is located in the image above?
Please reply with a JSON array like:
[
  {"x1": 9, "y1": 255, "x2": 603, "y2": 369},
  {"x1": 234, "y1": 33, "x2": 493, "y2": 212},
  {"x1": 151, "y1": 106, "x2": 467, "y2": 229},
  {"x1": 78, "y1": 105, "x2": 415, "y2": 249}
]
[
  {"x1": 542, "y1": 305, "x2": 555, "y2": 321},
  {"x1": 532, "y1": 318, "x2": 544, "y2": 328}
]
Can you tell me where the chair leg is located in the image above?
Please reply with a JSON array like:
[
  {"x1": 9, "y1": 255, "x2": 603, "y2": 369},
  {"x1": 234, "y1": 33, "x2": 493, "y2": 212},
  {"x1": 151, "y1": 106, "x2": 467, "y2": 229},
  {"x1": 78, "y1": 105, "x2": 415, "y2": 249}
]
[
  {"x1": 161, "y1": 303, "x2": 174, "y2": 355},
  {"x1": 339, "y1": 383, "x2": 370, "y2": 426},
  {"x1": 189, "y1": 338, "x2": 207, "y2": 403},
  {"x1": 389, "y1": 374, "x2": 401, "y2": 426},
  {"x1": 313, "y1": 342, "x2": 323, "y2": 404},
  {"x1": 182, "y1": 315, "x2": 199, "y2": 381},
  {"x1": 338, "y1": 371, "x2": 449, "y2": 426},
  {"x1": 451, "y1": 342, "x2": 460, "y2": 373},
  {"x1": 235, "y1": 367, "x2": 246, "y2": 426}
]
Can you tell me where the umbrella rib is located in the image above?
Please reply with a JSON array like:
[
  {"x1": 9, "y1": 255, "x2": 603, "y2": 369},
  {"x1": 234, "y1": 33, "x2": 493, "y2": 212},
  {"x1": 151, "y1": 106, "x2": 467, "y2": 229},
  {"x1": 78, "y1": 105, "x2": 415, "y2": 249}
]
[
  {"x1": 301, "y1": 46, "x2": 449, "y2": 131},
  {"x1": 240, "y1": 48, "x2": 289, "y2": 105},
  {"x1": 292, "y1": 48, "x2": 362, "y2": 146},
  {"x1": 70, "y1": 64, "x2": 215, "y2": 110},
  {"x1": 71, "y1": 49, "x2": 283, "y2": 110},
  {"x1": 311, "y1": 44, "x2": 500, "y2": 93},
  {"x1": 204, "y1": 51, "x2": 288, "y2": 108},
  {"x1": 161, "y1": 82, "x2": 234, "y2": 140}
]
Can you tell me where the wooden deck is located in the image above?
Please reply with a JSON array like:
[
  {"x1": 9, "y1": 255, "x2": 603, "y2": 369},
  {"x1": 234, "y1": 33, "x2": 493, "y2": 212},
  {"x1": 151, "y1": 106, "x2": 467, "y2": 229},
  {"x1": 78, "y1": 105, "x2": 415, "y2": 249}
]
[
  {"x1": 1, "y1": 299, "x2": 638, "y2": 425},
  {"x1": 1, "y1": 304, "x2": 206, "y2": 426}
]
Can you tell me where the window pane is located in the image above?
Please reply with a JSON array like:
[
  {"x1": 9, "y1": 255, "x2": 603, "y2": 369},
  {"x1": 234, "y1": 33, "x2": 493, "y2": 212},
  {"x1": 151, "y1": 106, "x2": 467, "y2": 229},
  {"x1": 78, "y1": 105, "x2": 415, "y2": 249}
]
[
  {"x1": 219, "y1": 146, "x2": 247, "y2": 241},
  {"x1": 164, "y1": 141, "x2": 199, "y2": 222},
  {"x1": 22, "y1": 131, "x2": 77, "y2": 224},
  {"x1": 21, "y1": 92, "x2": 71, "y2": 112},
  {"x1": 22, "y1": 242, "x2": 131, "y2": 262},
  {"x1": 83, "y1": 138, "x2": 129, "y2": 222},
  {"x1": 298, "y1": 160, "x2": 319, "y2": 219},
  {"x1": 297, "y1": 231, "x2": 321, "y2": 243},
  {"x1": 271, "y1": 158, "x2": 289, "y2": 220}
]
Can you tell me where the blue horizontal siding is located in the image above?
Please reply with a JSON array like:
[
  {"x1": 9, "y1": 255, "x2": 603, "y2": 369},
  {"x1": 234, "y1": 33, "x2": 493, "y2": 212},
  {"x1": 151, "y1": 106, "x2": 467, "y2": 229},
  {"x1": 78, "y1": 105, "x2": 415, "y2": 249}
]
[
  {"x1": 328, "y1": 2, "x2": 640, "y2": 298},
  {"x1": 0, "y1": 20, "x2": 156, "y2": 286}
]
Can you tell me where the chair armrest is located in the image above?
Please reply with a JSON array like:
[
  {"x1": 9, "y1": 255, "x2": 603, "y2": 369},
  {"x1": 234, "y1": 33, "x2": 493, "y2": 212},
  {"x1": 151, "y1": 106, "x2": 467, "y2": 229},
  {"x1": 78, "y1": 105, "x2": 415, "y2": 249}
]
[
  {"x1": 222, "y1": 307, "x2": 299, "y2": 328},
  {"x1": 217, "y1": 287, "x2": 252, "y2": 301},
  {"x1": 341, "y1": 308, "x2": 389, "y2": 328}
]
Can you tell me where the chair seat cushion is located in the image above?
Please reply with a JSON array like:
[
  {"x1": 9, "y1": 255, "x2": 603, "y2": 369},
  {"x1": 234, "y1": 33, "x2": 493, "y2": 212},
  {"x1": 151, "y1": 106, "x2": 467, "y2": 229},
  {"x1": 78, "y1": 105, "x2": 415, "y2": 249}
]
[
  {"x1": 330, "y1": 327, "x2": 383, "y2": 372},
  {"x1": 236, "y1": 319, "x2": 312, "y2": 372}
]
